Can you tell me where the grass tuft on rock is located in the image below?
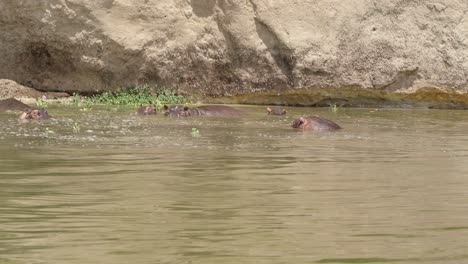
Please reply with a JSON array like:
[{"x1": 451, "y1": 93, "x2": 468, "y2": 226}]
[{"x1": 73, "y1": 85, "x2": 190, "y2": 107}]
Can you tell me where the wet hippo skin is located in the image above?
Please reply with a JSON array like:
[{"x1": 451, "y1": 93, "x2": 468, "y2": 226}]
[
  {"x1": 292, "y1": 116, "x2": 341, "y2": 131},
  {"x1": 136, "y1": 105, "x2": 157, "y2": 115},
  {"x1": 164, "y1": 105, "x2": 243, "y2": 117}
]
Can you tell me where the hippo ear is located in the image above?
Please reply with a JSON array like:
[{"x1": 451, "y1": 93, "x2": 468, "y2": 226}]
[
  {"x1": 163, "y1": 105, "x2": 169, "y2": 110},
  {"x1": 267, "y1": 107, "x2": 272, "y2": 113},
  {"x1": 299, "y1": 116, "x2": 305, "y2": 124},
  {"x1": 283, "y1": 109, "x2": 287, "y2": 114}
]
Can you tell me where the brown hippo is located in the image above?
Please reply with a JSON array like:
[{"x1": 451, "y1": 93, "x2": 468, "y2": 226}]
[
  {"x1": 267, "y1": 107, "x2": 287, "y2": 115},
  {"x1": 136, "y1": 105, "x2": 157, "y2": 115},
  {"x1": 292, "y1": 116, "x2": 341, "y2": 131},
  {"x1": 163, "y1": 104, "x2": 185, "y2": 114},
  {"x1": 0, "y1": 98, "x2": 50, "y2": 120},
  {"x1": 164, "y1": 105, "x2": 242, "y2": 117},
  {"x1": 19, "y1": 108, "x2": 50, "y2": 120},
  {"x1": 0, "y1": 98, "x2": 32, "y2": 112}
]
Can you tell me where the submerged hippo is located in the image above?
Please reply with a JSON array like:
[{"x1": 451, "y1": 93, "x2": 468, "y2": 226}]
[
  {"x1": 136, "y1": 105, "x2": 157, "y2": 115},
  {"x1": 0, "y1": 98, "x2": 51, "y2": 120},
  {"x1": 163, "y1": 104, "x2": 185, "y2": 112},
  {"x1": 292, "y1": 116, "x2": 341, "y2": 131},
  {"x1": 267, "y1": 107, "x2": 287, "y2": 115},
  {"x1": 0, "y1": 98, "x2": 32, "y2": 112},
  {"x1": 164, "y1": 105, "x2": 242, "y2": 117},
  {"x1": 19, "y1": 108, "x2": 50, "y2": 120}
]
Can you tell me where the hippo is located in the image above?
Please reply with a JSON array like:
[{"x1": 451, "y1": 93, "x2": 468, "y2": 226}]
[
  {"x1": 267, "y1": 107, "x2": 287, "y2": 115},
  {"x1": 0, "y1": 98, "x2": 32, "y2": 112},
  {"x1": 292, "y1": 116, "x2": 341, "y2": 131},
  {"x1": 136, "y1": 105, "x2": 157, "y2": 115},
  {"x1": 164, "y1": 105, "x2": 242, "y2": 117},
  {"x1": 163, "y1": 104, "x2": 185, "y2": 113},
  {"x1": 0, "y1": 98, "x2": 50, "y2": 120},
  {"x1": 19, "y1": 108, "x2": 50, "y2": 120}
]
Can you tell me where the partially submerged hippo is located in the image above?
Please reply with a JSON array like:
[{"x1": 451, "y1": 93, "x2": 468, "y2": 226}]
[
  {"x1": 267, "y1": 107, "x2": 287, "y2": 115},
  {"x1": 0, "y1": 98, "x2": 32, "y2": 112},
  {"x1": 0, "y1": 98, "x2": 50, "y2": 120},
  {"x1": 136, "y1": 105, "x2": 157, "y2": 115},
  {"x1": 19, "y1": 108, "x2": 50, "y2": 120},
  {"x1": 163, "y1": 104, "x2": 185, "y2": 113},
  {"x1": 164, "y1": 105, "x2": 242, "y2": 117},
  {"x1": 292, "y1": 116, "x2": 341, "y2": 131}
]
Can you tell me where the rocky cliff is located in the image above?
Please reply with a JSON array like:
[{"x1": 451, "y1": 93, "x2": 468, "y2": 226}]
[{"x1": 1, "y1": 0, "x2": 468, "y2": 107}]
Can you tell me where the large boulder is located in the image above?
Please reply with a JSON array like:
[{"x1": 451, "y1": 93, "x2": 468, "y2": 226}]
[
  {"x1": 0, "y1": 79, "x2": 69, "y2": 99},
  {"x1": 0, "y1": 0, "x2": 467, "y2": 107}
]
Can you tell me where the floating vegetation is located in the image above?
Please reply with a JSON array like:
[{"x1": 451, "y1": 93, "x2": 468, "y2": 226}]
[
  {"x1": 72, "y1": 122, "x2": 81, "y2": 133},
  {"x1": 45, "y1": 127, "x2": 55, "y2": 135},
  {"x1": 330, "y1": 103, "x2": 338, "y2": 113},
  {"x1": 75, "y1": 99, "x2": 93, "y2": 111},
  {"x1": 191, "y1": 127, "x2": 200, "y2": 138}
]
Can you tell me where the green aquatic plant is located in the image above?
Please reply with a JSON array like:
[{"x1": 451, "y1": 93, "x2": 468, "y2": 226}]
[
  {"x1": 72, "y1": 123, "x2": 81, "y2": 133},
  {"x1": 36, "y1": 97, "x2": 48, "y2": 108},
  {"x1": 71, "y1": 92, "x2": 82, "y2": 104},
  {"x1": 153, "y1": 88, "x2": 189, "y2": 106},
  {"x1": 79, "y1": 100, "x2": 93, "y2": 112},
  {"x1": 74, "y1": 85, "x2": 190, "y2": 106},
  {"x1": 191, "y1": 128, "x2": 200, "y2": 138},
  {"x1": 72, "y1": 93, "x2": 93, "y2": 111}
]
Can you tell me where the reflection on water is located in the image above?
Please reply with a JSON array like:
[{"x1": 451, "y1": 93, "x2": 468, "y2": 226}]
[{"x1": 1, "y1": 105, "x2": 468, "y2": 264}]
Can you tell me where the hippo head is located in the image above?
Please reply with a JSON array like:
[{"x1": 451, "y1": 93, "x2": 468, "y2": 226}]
[
  {"x1": 267, "y1": 107, "x2": 287, "y2": 115},
  {"x1": 163, "y1": 105, "x2": 189, "y2": 117},
  {"x1": 137, "y1": 105, "x2": 157, "y2": 115},
  {"x1": 19, "y1": 108, "x2": 50, "y2": 120},
  {"x1": 291, "y1": 116, "x2": 306, "y2": 129}
]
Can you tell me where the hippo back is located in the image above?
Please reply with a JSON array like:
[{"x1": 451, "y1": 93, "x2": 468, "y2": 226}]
[
  {"x1": 308, "y1": 116, "x2": 341, "y2": 131},
  {"x1": 292, "y1": 116, "x2": 341, "y2": 131},
  {"x1": 163, "y1": 104, "x2": 186, "y2": 117},
  {"x1": 191, "y1": 105, "x2": 242, "y2": 116}
]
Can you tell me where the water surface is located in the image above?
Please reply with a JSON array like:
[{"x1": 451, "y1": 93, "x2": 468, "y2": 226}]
[{"x1": 1, "y1": 105, "x2": 468, "y2": 264}]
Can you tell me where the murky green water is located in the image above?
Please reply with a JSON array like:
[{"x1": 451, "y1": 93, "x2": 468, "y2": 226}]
[{"x1": 1, "y1": 105, "x2": 468, "y2": 264}]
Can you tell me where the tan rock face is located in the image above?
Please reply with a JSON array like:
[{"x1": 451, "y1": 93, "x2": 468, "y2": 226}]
[
  {"x1": 1, "y1": 0, "x2": 468, "y2": 106},
  {"x1": 0, "y1": 79, "x2": 69, "y2": 99}
]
